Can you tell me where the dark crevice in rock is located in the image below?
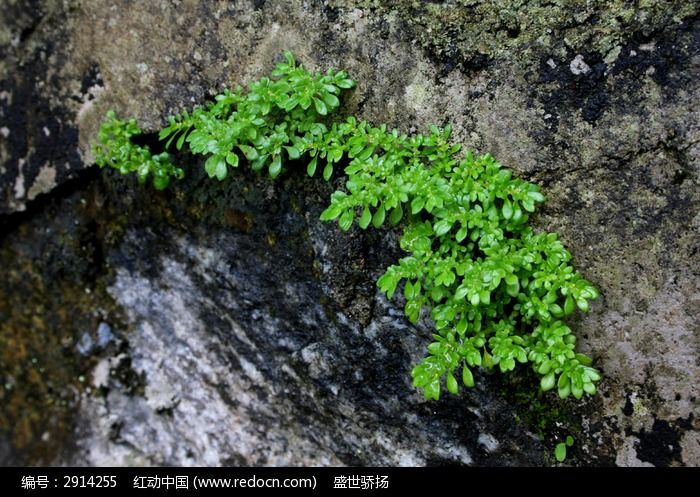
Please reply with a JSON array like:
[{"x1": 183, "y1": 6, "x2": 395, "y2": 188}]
[{"x1": 0, "y1": 167, "x2": 100, "y2": 242}]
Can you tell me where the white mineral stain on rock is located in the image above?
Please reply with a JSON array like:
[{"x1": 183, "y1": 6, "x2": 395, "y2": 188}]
[
  {"x1": 27, "y1": 164, "x2": 57, "y2": 200},
  {"x1": 13, "y1": 158, "x2": 25, "y2": 199},
  {"x1": 570, "y1": 54, "x2": 591, "y2": 75},
  {"x1": 478, "y1": 433, "x2": 500, "y2": 453}
]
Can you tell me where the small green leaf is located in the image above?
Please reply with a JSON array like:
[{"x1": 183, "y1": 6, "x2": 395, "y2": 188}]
[
  {"x1": 456, "y1": 318, "x2": 467, "y2": 334},
  {"x1": 358, "y1": 208, "x2": 372, "y2": 229},
  {"x1": 424, "y1": 379, "x2": 440, "y2": 400},
  {"x1": 251, "y1": 157, "x2": 266, "y2": 172},
  {"x1": 412, "y1": 371, "x2": 428, "y2": 389},
  {"x1": 565, "y1": 435, "x2": 574, "y2": 447},
  {"x1": 378, "y1": 271, "x2": 399, "y2": 299},
  {"x1": 575, "y1": 353, "x2": 593, "y2": 366},
  {"x1": 470, "y1": 293, "x2": 480, "y2": 306},
  {"x1": 506, "y1": 280, "x2": 520, "y2": 297},
  {"x1": 483, "y1": 350, "x2": 494, "y2": 369},
  {"x1": 447, "y1": 372, "x2": 459, "y2": 395},
  {"x1": 356, "y1": 146, "x2": 374, "y2": 161},
  {"x1": 338, "y1": 210, "x2": 354, "y2": 231},
  {"x1": 323, "y1": 163, "x2": 333, "y2": 181},
  {"x1": 307, "y1": 156, "x2": 318, "y2": 177},
  {"x1": 512, "y1": 207, "x2": 523, "y2": 222},
  {"x1": 557, "y1": 373, "x2": 571, "y2": 399},
  {"x1": 434, "y1": 220, "x2": 452, "y2": 237},
  {"x1": 455, "y1": 286, "x2": 469, "y2": 300},
  {"x1": 239, "y1": 145, "x2": 259, "y2": 161},
  {"x1": 153, "y1": 175, "x2": 169, "y2": 190},
  {"x1": 479, "y1": 290, "x2": 490, "y2": 305},
  {"x1": 336, "y1": 78, "x2": 355, "y2": 89},
  {"x1": 554, "y1": 443, "x2": 567, "y2": 462},
  {"x1": 314, "y1": 97, "x2": 328, "y2": 115},
  {"x1": 405, "y1": 300, "x2": 421, "y2": 323},
  {"x1": 205, "y1": 155, "x2": 227, "y2": 180},
  {"x1": 269, "y1": 155, "x2": 282, "y2": 178},
  {"x1": 571, "y1": 381, "x2": 584, "y2": 399},
  {"x1": 389, "y1": 206, "x2": 403, "y2": 225},
  {"x1": 404, "y1": 280, "x2": 421, "y2": 300},
  {"x1": 176, "y1": 132, "x2": 187, "y2": 150},
  {"x1": 462, "y1": 366, "x2": 475, "y2": 388},
  {"x1": 285, "y1": 146, "x2": 300, "y2": 159},
  {"x1": 284, "y1": 50, "x2": 295, "y2": 66},
  {"x1": 586, "y1": 368, "x2": 601, "y2": 382},
  {"x1": 411, "y1": 197, "x2": 425, "y2": 214},
  {"x1": 320, "y1": 204, "x2": 343, "y2": 221},
  {"x1": 322, "y1": 93, "x2": 340, "y2": 109},
  {"x1": 528, "y1": 191, "x2": 545, "y2": 202},
  {"x1": 226, "y1": 152, "x2": 239, "y2": 168},
  {"x1": 456, "y1": 226, "x2": 468, "y2": 242},
  {"x1": 564, "y1": 295, "x2": 575, "y2": 315},
  {"x1": 540, "y1": 372, "x2": 556, "y2": 391},
  {"x1": 502, "y1": 199, "x2": 513, "y2": 219},
  {"x1": 372, "y1": 205, "x2": 386, "y2": 228}
]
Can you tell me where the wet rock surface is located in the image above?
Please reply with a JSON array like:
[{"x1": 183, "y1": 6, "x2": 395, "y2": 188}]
[
  {"x1": 68, "y1": 172, "x2": 546, "y2": 466},
  {"x1": 1, "y1": 1, "x2": 698, "y2": 466}
]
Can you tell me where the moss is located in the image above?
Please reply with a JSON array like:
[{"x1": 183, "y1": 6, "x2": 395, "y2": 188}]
[
  {"x1": 330, "y1": 0, "x2": 698, "y2": 68},
  {"x1": 497, "y1": 367, "x2": 584, "y2": 462}
]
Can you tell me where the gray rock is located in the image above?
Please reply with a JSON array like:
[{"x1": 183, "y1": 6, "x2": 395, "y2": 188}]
[
  {"x1": 1, "y1": 0, "x2": 698, "y2": 466},
  {"x1": 96, "y1": 322, "x2": 114, "y2": 349},
  {"x1": 76, "y1": 332, "x2": 94, "y2": 356},
  {"x1": 68, "y1": 223, "x2": 540, "y2": 466},
  {"x1": 569, "y1": 55, "x2": 591, "y2": 75}
]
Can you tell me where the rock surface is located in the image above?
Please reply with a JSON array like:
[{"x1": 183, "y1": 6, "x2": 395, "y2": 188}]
[{"x1": 1, "y1": 0, "x2": 698, "y2": 466}]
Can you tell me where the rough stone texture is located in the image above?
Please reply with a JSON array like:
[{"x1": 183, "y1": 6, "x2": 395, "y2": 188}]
[
  {"x1": 1, "y1": 0, "x2": 699, "y2": 466},
  {"x1": 69, "y1": 204, "x2": 543, "y2": 466}
]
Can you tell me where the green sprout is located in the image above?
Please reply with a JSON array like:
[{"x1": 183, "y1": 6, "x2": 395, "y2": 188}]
[{"x1": 555, "y1": 435, "x2": 575, "y2": 462}]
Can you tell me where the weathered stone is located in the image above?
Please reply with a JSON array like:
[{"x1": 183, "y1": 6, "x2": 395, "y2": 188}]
[{"x1": 1, "y1": 0, "x2": 698, "y2": 466}]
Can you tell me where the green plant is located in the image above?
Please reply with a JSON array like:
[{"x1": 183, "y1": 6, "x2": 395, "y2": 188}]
[
  {"x1": 555, "y1": 435, "x2": 575, "y2": 462},
  {"x1": 93, "y1": 110, "x2": 183, "y2": 190},
  {"x1": 94, "y1": 52, "x2": 601, "y2": 402}
]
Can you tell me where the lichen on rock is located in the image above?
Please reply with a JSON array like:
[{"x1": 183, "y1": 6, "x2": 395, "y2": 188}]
[{"x1": 1, "y1": 0, "x2": 698, "y2": 466}]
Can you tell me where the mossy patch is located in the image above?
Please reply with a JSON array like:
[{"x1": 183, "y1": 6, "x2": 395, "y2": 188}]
[{"x1": 330, "y1": 1, "x2": 698, "y2": 70}]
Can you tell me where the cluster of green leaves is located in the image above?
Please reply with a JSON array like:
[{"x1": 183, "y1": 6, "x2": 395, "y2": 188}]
[
  {"x1": 93, "y1": 110, "x2": 183, "y2": 190},
  {"x1": 158, "y1": 51, "x2": 354, "y2": 181},
  {"x1": 95, "y1": 52, "x2": 600, "y2": 402},
  {"x1": 317, "y1": 121, "x2": 601, "y2": 401}
]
